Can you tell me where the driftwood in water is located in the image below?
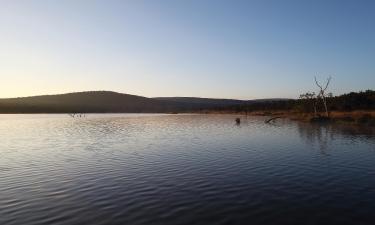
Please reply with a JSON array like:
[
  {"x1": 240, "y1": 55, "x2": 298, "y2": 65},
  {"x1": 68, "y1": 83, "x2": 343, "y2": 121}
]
[
  {"x1": 265, "y1": 116, "x2": 283, "y2": 123},
  {"x1": 68, "y1": 113, "x2": 85, "y2": 118}
]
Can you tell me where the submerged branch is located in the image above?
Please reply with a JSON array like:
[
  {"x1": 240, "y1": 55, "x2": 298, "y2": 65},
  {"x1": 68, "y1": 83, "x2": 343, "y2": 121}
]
[{"x1": 265, "y1": 116, "x2": 283, "y2": 123}]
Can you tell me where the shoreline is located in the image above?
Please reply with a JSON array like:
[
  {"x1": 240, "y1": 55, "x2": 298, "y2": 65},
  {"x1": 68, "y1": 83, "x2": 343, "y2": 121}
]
[
  {"x1": 0, "y1": 110, "x2": 374, "y2": 126},
  {"x1": 198, "y1": 110, "x2": 375, "y2": 126}
]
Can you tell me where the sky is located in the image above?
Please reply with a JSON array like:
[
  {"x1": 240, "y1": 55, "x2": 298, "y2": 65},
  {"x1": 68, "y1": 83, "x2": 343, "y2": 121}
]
[{"x1": 0, "y1": 0, "x2": 374, "y2": 99}]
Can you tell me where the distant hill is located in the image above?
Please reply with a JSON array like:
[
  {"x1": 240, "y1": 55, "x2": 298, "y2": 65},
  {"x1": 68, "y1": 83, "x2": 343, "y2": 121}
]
[
  {"x1": 0, "y1": 91, "x2": 167, "y2": 113},
  {"x1": 1, "y1": 90, "x2": 371, "y2": 114},
  {"x1": 153, "y1": 97, "x2": 244, "y2": 107},
  {"x1": 247, "y1": 98, "x2": 291, "y2": 102},
  {"x1": 0, "y1": 91, "x2": 251, "y2": 113}
]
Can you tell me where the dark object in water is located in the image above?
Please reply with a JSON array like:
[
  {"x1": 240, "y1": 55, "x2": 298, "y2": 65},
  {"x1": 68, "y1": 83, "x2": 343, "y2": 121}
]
[
  {"x1": 265, "y1": 116, "x2": 282, "y2": 123},
  {"x1": 236, "y1": 118, "x2": 241, "y2": 124},
  {"x1": 310, "y1": 116, "x2": 331, "y2": 123},
  {"x1": 68, "y1": 113, "x2": 86, "y2": 118}
]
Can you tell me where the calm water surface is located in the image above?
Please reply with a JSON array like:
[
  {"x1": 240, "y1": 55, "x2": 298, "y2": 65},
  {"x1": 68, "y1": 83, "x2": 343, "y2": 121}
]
[{"x1": 0, "y1": 114, "x2": 374, "y2": 225}]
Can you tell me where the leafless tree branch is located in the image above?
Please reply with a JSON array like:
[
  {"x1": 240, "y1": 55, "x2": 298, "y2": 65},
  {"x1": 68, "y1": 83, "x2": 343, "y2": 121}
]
[{"x1": 314, "y1": 76, "x2": 332, "y2": 117}]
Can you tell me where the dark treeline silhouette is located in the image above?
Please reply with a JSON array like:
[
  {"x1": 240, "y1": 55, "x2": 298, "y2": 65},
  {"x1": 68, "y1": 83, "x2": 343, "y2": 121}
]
[
  {"x1": 295, "y1": 90, "x2": 374, "y2": 113},
  {"x1": 210, "y1": 90, "x2": 375, "y2": 113},
  {"x1": 0, "y1": 90, "x2": 373, "y2": 114},
  {"x1": 218, "y1": 100, "x2": 294, "y2": 113},
  {"x1": 328, "y1": 90, "x2": 375, "y2": 111}
]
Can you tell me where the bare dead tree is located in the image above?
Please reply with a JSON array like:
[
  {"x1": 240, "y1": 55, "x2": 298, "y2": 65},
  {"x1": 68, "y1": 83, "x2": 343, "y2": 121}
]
[{"x1": 314, "y1": 76, "x2": 332, "y2": 117}]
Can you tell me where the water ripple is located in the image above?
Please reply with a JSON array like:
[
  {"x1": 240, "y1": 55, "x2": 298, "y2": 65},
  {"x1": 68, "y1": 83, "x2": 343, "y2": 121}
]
[{"x1": 0, "y1": 114, "x2": 374, "y2": 225}]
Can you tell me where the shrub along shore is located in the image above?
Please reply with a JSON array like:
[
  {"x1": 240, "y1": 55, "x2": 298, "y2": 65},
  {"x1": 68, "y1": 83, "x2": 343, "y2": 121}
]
[{"x1": 200, "y1": 90, "x2": 375, "y2": 126}]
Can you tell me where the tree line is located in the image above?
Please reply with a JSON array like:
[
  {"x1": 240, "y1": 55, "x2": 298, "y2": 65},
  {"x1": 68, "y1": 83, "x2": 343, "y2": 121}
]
[{"x1": 215, "y1": 90, "x2": 375, "y2": 114}]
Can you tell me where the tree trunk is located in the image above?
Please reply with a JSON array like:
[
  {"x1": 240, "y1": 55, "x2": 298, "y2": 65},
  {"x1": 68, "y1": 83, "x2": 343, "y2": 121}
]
[{"x1": 321, "y1": 96, "x2": 329, "y2": 117}]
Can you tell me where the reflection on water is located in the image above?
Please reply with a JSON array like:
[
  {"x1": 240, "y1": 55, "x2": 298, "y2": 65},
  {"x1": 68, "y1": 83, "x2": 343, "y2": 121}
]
[
  {"x1": 298, "y1": 122, "x2": 375, "y2": 154},
  {"x1": 0, "y1": 114, "x2": 374, "y2": 225}
]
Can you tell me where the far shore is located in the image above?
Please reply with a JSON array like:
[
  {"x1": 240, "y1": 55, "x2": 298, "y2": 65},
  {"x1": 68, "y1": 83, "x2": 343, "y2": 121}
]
[
  {"x1": 197, "y1": 110, "x2": 375, "y2": 126},
  {"x1": 1, "y1": 110, "x2": 374, "y2": 126}
]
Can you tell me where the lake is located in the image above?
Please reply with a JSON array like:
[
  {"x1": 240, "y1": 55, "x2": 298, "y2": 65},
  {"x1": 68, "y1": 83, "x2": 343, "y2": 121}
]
[{"x1": 0, "y1": 114, "x2": 374, "y2": 225}]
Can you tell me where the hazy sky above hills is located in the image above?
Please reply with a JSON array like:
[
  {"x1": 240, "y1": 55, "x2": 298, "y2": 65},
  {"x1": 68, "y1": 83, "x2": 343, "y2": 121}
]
[{"x1": 1, "y1": 0, "x2": 374, "y2": 99}]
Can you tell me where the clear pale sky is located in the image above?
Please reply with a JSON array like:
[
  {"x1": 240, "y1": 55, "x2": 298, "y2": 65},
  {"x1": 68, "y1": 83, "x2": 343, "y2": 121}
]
[{"x1": 1, "y1": 0, "x2": 374, "y2": 99}]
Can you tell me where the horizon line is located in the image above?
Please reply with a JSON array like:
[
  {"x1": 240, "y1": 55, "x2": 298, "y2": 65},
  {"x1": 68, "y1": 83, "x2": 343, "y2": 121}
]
[{"x1": 0, "y1": 90, "x2": 296, "y2": 101}]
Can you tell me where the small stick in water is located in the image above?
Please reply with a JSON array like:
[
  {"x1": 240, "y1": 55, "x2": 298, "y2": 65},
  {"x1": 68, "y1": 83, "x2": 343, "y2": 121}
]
[{"x1": 265, "y1": 116, "x2": 282, "y2": 123}]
